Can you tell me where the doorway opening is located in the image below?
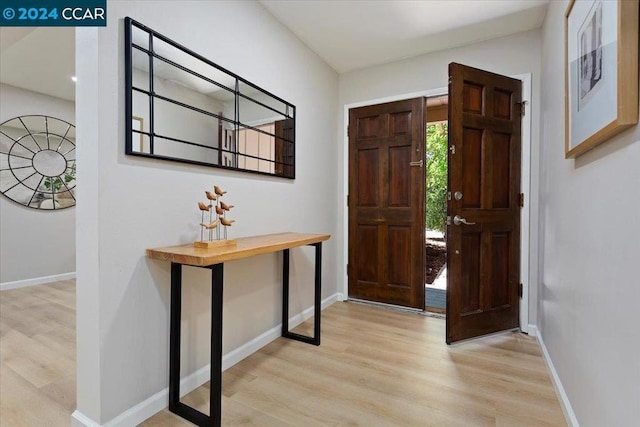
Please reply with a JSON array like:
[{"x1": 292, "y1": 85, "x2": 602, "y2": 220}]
[
  {"x1": 343, "y1": 71, "x2": 531, "y2": 337},
  {"x1": 424, "y1": 96, "x2": 448, "y2": 314}
]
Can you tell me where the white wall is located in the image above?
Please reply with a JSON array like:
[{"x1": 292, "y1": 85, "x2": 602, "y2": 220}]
[
  {"x1": 538, "y1": 2, "x2": 640, "y2": 425},
  {"x1": 0, "y1": 84, "x2": 75, "y2": 284},
  {"x1": 75, "y1": 1, "x2": 338, "y2": 424},
  {"x1": 337, "y1": 29, "x2": 543, "y2": 324}
]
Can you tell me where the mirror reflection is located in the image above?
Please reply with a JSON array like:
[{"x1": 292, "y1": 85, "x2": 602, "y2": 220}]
[
  {"x1": 0, "y1": 115, "x2": 76, "y2": 210},
  {"x1": 125, "y1": 17, "x2": 295, "y2": 178}
]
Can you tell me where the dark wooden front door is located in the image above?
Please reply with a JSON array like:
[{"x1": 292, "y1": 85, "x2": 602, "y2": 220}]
[
  {"x1": 446, "y1": 63, "x2": 522, "y2": 343},
  {"x1": 348, "y1": 98, "x2": 425, "y2": 309}
]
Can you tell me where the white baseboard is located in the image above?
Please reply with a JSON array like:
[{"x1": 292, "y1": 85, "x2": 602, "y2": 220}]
[
  {"x1": 72, "y1": 410, "x2": 99, "y2": 427},
  {"x1": 531, "y1": 325, "x2": 579, "y2": 427},
  {"x1": 72, "y1": 293, "x2": 340, "y2": 427},
  {"x1": 0, "y1": 272, "x2": 75, "y2": 291},
  {"x1": 527, "y1": 324, "x2": 537, "y2": 337}
]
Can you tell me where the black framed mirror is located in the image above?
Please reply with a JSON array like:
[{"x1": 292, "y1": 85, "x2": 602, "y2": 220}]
[
  {"x1": 124, "y1": 17, "x2": 296, "y2": 178},
  {"x1": 0, "y1": 115, "x2": 76, "y2": 210}
]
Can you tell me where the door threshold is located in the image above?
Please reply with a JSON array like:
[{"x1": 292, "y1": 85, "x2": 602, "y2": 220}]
[
  {"x1": 347, "y1": 298, "x2": 423, "y2": 314},
  {"x1": 420, "y1": 310, "x2": 445, "y2": 319},
  {"x1": 423, "y1": 305, "x2": 446, "y2": 315}
]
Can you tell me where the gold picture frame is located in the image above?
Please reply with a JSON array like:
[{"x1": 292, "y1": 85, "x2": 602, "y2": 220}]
[{"x1": 565, "y1": 0, "x2": 638, "y2": 158}]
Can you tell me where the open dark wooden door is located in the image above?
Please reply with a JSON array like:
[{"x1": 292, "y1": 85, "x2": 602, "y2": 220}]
[
  {"x1": 446, "y1": 63, "x2": 522, "y2": 344},
  {"x1": 348, "y1": 98, "x2": 425, "y2": 309}
]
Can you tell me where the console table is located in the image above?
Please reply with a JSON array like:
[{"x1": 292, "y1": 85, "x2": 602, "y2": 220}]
[{"x1": 146, "y1": 232, "x2": 330, "y2": 427}]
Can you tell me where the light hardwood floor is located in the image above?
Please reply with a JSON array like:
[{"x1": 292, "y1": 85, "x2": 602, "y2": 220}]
[
  {"x1": 0, "y1": 280, "x2": 76, "y2": 426},
  {"x1": 1, "y1": 281, "x2": 567, "y2": 426}
]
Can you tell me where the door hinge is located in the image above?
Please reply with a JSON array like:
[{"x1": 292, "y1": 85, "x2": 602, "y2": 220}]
[
  {"x1": 347, "y1": 125, "x2": 350, "y2": 137},
  {"x1": 516, "y1": 101, "x2": 527, "y2": 117},
  {"x1": 519, "y1": 193, "x2": 524, "y2": 208},
  {"x1": 519, "y1": 283, "x2": 523, "y2": 298},
  {"x1": 346, "y1": 263, "x2": 350, "y2": 276},
  {"x1": 347, "y1": 194, "x2": 350, "y2": 206}
]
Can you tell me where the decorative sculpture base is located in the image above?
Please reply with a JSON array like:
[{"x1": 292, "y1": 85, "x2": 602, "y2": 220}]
[{"x1": 194, "y1": 239, "x2": 237, "y2": 249}]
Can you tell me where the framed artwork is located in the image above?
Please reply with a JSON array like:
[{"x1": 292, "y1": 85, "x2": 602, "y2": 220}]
[
  {"x1": 131, "y1": 116, "x2": 145, "y2": 153},
  {"x1": 564, "y1": 0, "x2": 638, "y2": 158}
]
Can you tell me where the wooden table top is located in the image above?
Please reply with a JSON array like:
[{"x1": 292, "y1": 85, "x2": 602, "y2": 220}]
[{"x1": 146, "y1": 232, "x2": 330, "y2": 267}]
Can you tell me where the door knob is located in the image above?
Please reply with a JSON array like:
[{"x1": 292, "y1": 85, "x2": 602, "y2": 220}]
[{"x1": 453, "y1": 215, "x2": 476, "y2": 226}]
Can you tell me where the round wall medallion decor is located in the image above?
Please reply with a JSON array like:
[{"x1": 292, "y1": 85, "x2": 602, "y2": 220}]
[{"x1": 0, "y1": 115, "x2": 76, "y2": 210}]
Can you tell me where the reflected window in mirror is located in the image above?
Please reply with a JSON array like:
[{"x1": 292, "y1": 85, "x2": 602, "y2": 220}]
[{"x1": 125, "y1": 17, "x2": 295, "y2": 178}]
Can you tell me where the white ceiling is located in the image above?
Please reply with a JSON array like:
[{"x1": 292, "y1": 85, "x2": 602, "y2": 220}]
[
  {"x1": 259, "y1": 0, "x2": 549, "y2": 73},
  {"x1": 0, "y1": 27, "x2": 75, "y2": 101},
  {"x1": 0, "y1": 1, "x2": 548, "y2": 101}
]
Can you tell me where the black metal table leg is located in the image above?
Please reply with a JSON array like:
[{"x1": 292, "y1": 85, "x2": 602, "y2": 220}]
[
  {"x1": 281, "y1": 242, "x2": 322, "y2": 346},
  {"x1": 168, "y1": 262, "x2": 224, "y2": 427},
  {"x1": 281, "y1": 249, "x2": 290, "y2": 337},
  {"x1": 169, "y1": 263, "x2": 182, "y2": 412},
  {"x1": 313, "y1": 242, "x2": 322, "y2": 341},
  {"x1": 209, "y1": 263, "x2": 224, "y2": 425}
]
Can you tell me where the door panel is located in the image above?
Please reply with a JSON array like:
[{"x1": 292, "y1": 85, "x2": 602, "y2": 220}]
[
  {"x1": 356, "y1": 115, "x2": 382, "y2": 139},
  {"x1": 461, "y1": 128, "x2": 482, "y2": 208},
  {"x1": 463, "y1": 83, "x2": 483, "y2": 113},
  {"x1": 490, "y1": 233, "x2": 510, "y2": 308},
  {"x1": 491, "y1": 133, "x2": 511, "y2": 208},
  {"x1": 356, "y1": 225, "x2": 379, "y2": 283},
  {"x1": 348, "y1": 98, "x2": 425, "y2": 309},
  {"x1": 388, "y1": 146, "x2": 411, "y2": 207},
  {"x1": 390, "y1": 111, "x2": 411, "y2": 135},
  {"x1": 447, "y1": 63, "x2": 522, "y2": 343},
  {"x1": 387, "y1": 226, "x2": 412, "y2": 287},
  {"x1": 357, "y1": 150, "x2": 379, "y2": 206},
  {"x1": 461, "y1": 233, "x2": 481, "y2": 314}
]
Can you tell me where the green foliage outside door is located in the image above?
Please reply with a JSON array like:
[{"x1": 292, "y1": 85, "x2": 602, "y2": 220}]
[{"x1": 425, "y1": 123, "x2": 448, "y2": 232}]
